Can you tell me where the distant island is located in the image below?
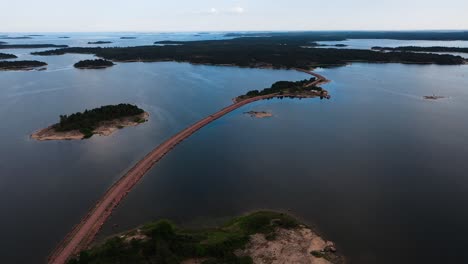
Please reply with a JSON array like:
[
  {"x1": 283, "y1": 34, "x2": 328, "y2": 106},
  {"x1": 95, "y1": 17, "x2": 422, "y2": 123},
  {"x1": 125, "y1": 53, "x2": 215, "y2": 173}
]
[
  {"x1": 66, "y1": 211, "x2": 344, "y2": 264},
  {"x1": 236, "y1": 78, "x2": 328, "y2": 103},
  {"x1": 0, "y1": 44, "x2": 68, "y2": 49},
  {"x1": 31, "y1": 35, "x2": 466, "y2": 68},
  {"x1": 120, "y1": 36, "x2": 137, "y2": 39},
  {"x1": 372, "y1": 46, "x2": 468, "y2": 54},
  {"x1": 31, "y1": 104, "x2": 148, "y2": 140},
  {"x1": 88, "y1": 41, "x2": 112, "y2": 44},
  {"x1": 0, "y1": 60, "x2": 47, "y2": 71},
  {"x1": 0, "y1": 53, "x2": 17, "y2": 59},
  {"x1": 26, "y1": 34, "x2": 44, "y2": 37},
  {"x1": 59, "y1": 36, "x2": 70, "y2": 39},
  {"x1": 74, "y1": 59, "x2": 115, "y2": 69},
  {"x1": 0, "y1": 36, "x2": 32, "y2": 39},
  {"x1": 0, "y1": 41, "x2": 7, "y2": 45}
]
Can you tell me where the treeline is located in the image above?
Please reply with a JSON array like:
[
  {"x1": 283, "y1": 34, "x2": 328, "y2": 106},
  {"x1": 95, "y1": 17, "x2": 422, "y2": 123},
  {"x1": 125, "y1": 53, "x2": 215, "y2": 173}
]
[
  {"x1": 68, "y1": 211, "x2": 299, "y2": 264},
  {"x1": 373, "y1": 46, "x2": 468, "y2": 54},
  {"x1": 54, "y1": 104, "x2": 144, "y2": 137},
  {"x1": 0, "y1": 60, "x2": 47, "y2": 70},
  {"x1": 0, "y1": 44, "x2": 68, "y2": 49},
  {"x1": 74, "y1": 59, "x2": 115, "y2": 69},
  {"x1": 0, "y1": 53, "x2": 17, "y2": 59},
  {"x1": 242, "y1": 78, "x2": 322, "y2": 98},
  {"x1": 32, "y1": 41, "x2": 466, "y2": 69},
  {"x1": 88, "y1": 41, "x2": 112, "y2": 44}
]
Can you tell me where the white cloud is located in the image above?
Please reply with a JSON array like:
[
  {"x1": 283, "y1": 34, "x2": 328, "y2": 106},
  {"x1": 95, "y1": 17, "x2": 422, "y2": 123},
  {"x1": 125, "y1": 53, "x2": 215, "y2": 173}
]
[{"x1": 229, "y1": 7, "x2": 245, "y2": 14}]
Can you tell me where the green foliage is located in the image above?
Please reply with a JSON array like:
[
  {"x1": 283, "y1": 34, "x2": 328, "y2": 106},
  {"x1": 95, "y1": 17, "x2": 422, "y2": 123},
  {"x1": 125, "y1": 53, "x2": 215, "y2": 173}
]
[
  {"x1": 0, "y1": 60, "x2": 47, "y2": 70},
  {"x1": 32, "y1": 34, "x2": 466, "y2": 67},
  {"x1": 54, "y1": 104, "x2": 144, "y2": 133},
  {"x1": 0, "y1": 53, "x2": 17, "y2": 59},
  {"x1": 74, "y1": 59, "x2": 114, "y2": 69},
  {"x1": 241, "y1": 78, "x2": 322, "y2": 98},
  {"x1": 68, "y1": 211, "x2": 299, "y2": 264}
]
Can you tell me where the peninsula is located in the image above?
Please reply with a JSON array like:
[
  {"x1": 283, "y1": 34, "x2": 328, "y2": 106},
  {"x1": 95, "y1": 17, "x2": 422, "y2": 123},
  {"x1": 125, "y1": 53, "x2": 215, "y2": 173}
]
[
  {"x1": 0, "y1": 60, "x2": 47, "y2": 71},
  {"x1": 74, "y1": 59, "x2": 115, "y2": 69},
  {"x1": 0, "y1": 53, "x2": 17, "y2": 59},
  {"x1": 88, "y1": 41, "x2": 112, "y2": 44},
  {"x1": 67, "y1": 211, "x2": 344, "y2": 264},
  {"x1": 31, "y1": 104, "x2": 148, "y2": 140}
]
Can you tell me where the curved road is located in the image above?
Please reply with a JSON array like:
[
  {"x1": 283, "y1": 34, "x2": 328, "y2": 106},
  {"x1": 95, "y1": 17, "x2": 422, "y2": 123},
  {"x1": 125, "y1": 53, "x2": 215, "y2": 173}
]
[{"x1": 48, "y1": 69, "x2": 329, "y2": 264}]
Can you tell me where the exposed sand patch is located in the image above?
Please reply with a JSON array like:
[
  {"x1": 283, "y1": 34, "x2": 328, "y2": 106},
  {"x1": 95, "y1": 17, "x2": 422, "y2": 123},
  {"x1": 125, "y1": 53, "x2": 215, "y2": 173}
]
[
  {"x1": 236, "y1": 226, "x2": 344, "y2": 264},
  {"x1": 31, "y1": 112, "x2": 149, "y2": 141}
]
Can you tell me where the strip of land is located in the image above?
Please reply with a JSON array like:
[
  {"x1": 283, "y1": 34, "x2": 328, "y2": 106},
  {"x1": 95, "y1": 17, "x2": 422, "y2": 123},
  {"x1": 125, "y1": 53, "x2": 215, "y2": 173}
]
[{"x1": 48, "y1": 69, "x2": 328, "y2": 264}]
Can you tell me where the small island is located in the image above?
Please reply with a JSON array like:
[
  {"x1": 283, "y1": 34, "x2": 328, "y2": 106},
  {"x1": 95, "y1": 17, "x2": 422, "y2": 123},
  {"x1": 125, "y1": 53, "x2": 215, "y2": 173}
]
[
  {"x1": 74, "y1": 59, "x2": 115, "y2": 69},
  {"x1": 372, "y1": 46, "x2": 468, "y2": 54},
  {"x1": 88, "y1": 41, "x2": 112, "y2": 44},
  {"x1": 120, "y1": 36, "x2": 136, "y2": 39},
  {"x1": 0, "y1": 36, "x2": 32, "y2": 39},
  {"x1": 424, "y1": 95, "x2": 446, "y2": 100},
  {"x1": 31, "y1": 104, "x2": 148, "y2": 140},
  {"x1": 0, "y1": 60, "x2": 47, "y2": 71},
  {"x1": 59, "y1": 36, "x2": 70, "y2": 39},
  {"x1": 245, "y1": 111, "x2": 273, "y2": 118},
  {"x1": 67, "y1": 211, "x2": 344, "y2": 264},
  {"x1": 0, "y1": 53, "x2": 17, "y2": 59},
  {"x1": 235, "y1": 78, "x2": 328, "y2": 103}
]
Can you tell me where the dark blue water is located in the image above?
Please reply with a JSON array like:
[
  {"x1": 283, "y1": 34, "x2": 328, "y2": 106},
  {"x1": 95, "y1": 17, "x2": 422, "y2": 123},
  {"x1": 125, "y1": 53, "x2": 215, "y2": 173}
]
[{"x1": 1, "y1": 34, "x2": 468, "y2": 263}]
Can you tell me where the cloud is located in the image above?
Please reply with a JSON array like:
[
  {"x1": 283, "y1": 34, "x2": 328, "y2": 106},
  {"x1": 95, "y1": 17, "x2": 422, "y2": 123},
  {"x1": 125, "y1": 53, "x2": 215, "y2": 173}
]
[{"x1": 194, "y1": 6, "x2": 245, "y2": 15}]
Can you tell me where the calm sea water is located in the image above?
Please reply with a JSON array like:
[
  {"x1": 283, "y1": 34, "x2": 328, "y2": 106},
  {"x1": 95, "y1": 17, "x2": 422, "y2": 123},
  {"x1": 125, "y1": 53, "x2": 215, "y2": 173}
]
[{"x1": 1, "y1": 34, "x2": 468, "y2": 263}]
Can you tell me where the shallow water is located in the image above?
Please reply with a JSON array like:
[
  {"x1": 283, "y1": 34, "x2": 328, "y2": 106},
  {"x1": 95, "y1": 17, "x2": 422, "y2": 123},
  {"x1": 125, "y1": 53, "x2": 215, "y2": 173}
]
[{"x1": 1, "y1": 34, "x2": 468, "y2": 263}]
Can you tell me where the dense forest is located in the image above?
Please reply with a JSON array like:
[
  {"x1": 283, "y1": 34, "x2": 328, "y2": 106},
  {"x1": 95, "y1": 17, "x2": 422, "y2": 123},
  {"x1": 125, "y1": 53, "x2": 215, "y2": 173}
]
[
  {"x1": 32, "y1": 38, "x2": 466, "y2": 69},
  {"x1": 74, "y1": 59, "x2": 115, "y2": 69},
  {"x1": 239, "y1": 78, "x2": 322, "y2": 100},
  {"x1": 54, "y1": 104, "x2": 144, "y2": 138},
  {"x1": 67, "y1": 212, "x2": 302, "y2": 264},
  {"x1": 0, "y1": 53, "x2": 17, "y2": 59},
  {"x1": 88, "y1": 41, "x2": 112, "y2": 44},
  {"x1": 0, "y1": 44, "x2": 68, "y2": 49},
  {"x1": 0, "y1": 60, "x2": 47, "y2": 70},
  {"x1": 372, "y1": 46, "x2": 468, "y2": 54}
]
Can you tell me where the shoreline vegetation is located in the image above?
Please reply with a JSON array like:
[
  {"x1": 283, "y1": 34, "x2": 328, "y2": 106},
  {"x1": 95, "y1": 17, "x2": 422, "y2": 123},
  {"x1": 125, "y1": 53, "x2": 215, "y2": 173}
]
[
  {"x1": 31, "y1": 104, "x2": 148, "y2": 140},
  {"x1": 235, "y1": 78, "x2": 328, "y2": 103},
  {"x1": 88, "y1": 41, "x2": 112, "y2": 44},
  {"x1": 0, "y1": 53, "x2": 17, "y2": 59},
  {"x1": 74, "y1": 59, "x2": 115, "y2": 69},
  {"x1": 68, "y1": 211, "x2": 344, "y2": 264},
  {"x1": 372, "y1": 46, "x2": 468, "y2": 54},
  {"x1": 0, "y1": 44, "x2": 68, "y2": 49},
  {"x1": 0, "y1": 60, "x2": 47, "y2": 71},
  {"x1": 31, "y1": 34, "x2": 466, "y2": 68}
]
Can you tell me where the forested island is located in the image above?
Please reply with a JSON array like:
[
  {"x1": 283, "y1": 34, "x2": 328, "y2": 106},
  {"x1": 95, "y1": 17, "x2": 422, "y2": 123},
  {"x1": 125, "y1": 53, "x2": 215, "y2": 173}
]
[
  {"x1": 31, "y1": 34, "x2": 466, "y2": 68},
  {"x1": 372, "y1": 46, "x2": 468, "y2": 54},
  {"x1": 120, "y1": 37, "x2": 136, "y2": 39},
  {"x1": 0, "y1": 53, "x2": 17, "y2": 59},
  {"x1": 0, "y1": 36, "x2": 32, "y2": 39},
  {"x1": 0, "y1": 44, "x2": 68, "y2": 49},
  {"x1": 74, "y1": 59, "x2": 115, "y2": 69},
  {"x1": 236, "y1": 78, "x2": 327, "y2": 102},
  {"x1": 31, "y1": 104, "x2": 148, "y2": 140},
  {"x1": 67, "y1": 211, "x2": 344, "y2": 264},
  {"x1": 88, "y1": 41, "x2": 113, "y2": 44},
  {"x1": 0, "y1": 60, "x2": 47, "y2": 70}
]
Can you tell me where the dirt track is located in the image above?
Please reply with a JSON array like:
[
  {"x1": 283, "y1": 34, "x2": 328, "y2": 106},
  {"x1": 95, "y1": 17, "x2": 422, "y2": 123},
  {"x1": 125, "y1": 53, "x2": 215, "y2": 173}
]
[{"x1": 48, "y1": 69, "x2": 328, "y2": 264}]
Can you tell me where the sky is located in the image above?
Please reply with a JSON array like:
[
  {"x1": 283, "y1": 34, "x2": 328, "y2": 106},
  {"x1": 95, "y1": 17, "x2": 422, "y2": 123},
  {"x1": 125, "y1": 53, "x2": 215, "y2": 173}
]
[{"x1": 2, "y1": 0, "x2": 468, "y2": 32}]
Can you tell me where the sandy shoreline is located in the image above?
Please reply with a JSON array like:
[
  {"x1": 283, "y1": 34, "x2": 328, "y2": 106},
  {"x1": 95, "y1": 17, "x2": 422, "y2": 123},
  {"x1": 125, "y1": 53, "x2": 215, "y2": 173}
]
[{"x1": 31, "y1": 112, "x2": 149, "y2": 141}]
